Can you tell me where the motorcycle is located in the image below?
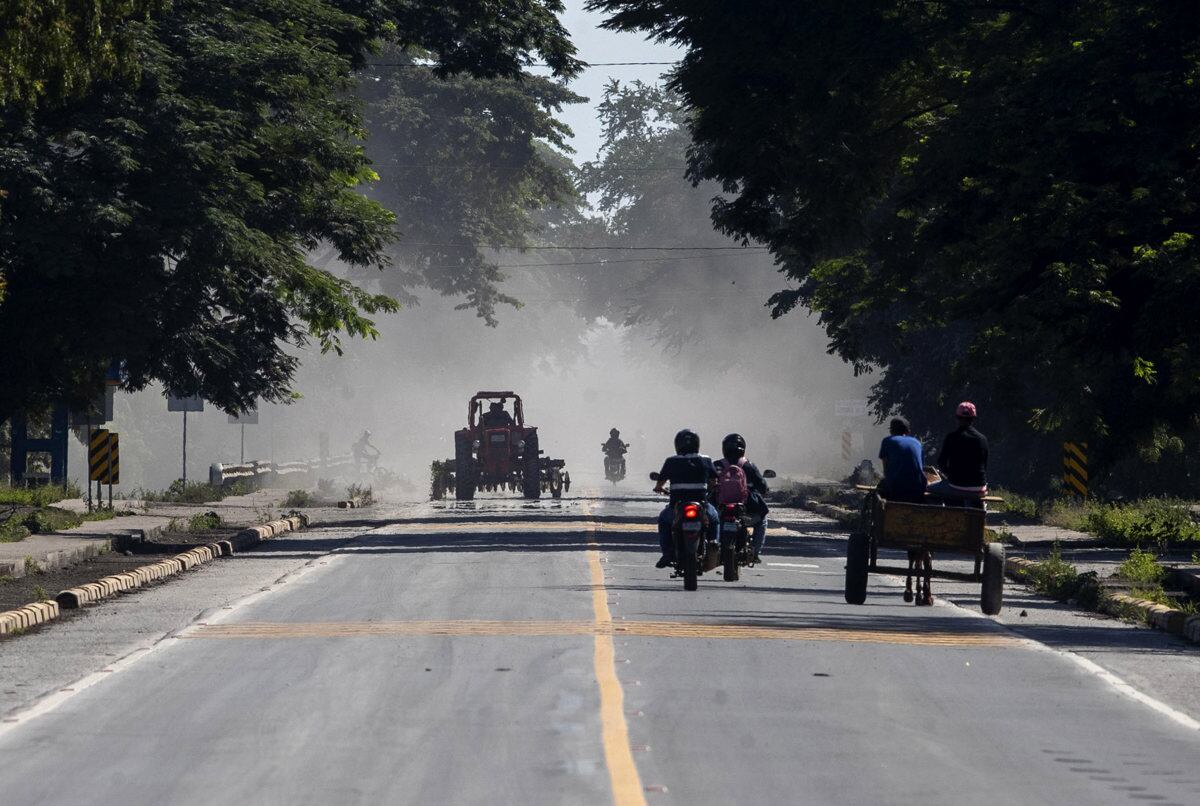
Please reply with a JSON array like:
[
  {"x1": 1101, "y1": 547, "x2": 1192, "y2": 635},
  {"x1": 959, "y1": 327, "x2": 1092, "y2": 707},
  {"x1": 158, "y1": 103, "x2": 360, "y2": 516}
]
[
  {"x1": 650, "y1": 472, "x2": 715, "y2": 591},
  {"x1": 717, "y1": 469, "x2": 776, "y2": 582},
  {"x1": 602, "y1": 444, "x2": 628, "y2": 483}
]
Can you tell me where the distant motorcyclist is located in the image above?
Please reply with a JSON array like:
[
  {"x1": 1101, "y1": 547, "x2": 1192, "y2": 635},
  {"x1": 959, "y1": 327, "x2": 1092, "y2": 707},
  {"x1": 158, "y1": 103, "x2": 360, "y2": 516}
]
[
  {"x1": 927, "y1": 401, "x2": 989, "y2": 501},
  {"x1": 352, "y1": 430, "x2": 381, "y2": 473},
  {"x1": 602, "y1": 428, "x2": 629, "y2": 479},
  {"x1": 652, "y1": 429, "x2": 719, "y2": 568},
  {"x1": 714, "y1": 433, "x2": 770, "y2": 563},
  {"x1": 480, "y1": 400, "x2": 514, "y2": 428}
]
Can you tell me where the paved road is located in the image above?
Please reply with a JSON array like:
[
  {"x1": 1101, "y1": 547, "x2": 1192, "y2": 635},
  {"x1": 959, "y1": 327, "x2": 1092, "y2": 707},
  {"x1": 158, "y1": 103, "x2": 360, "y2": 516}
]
[{"x1": 1, "y1": 488, "x2": 1199, "y2": 805}]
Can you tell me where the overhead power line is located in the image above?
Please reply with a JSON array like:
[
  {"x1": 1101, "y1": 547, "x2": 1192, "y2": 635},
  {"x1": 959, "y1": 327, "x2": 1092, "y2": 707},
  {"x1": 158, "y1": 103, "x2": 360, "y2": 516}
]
[
  {"x1": 399, "y1": 243, "x2": 768, "y2": 252},
  {"x1": 369, "y1": 61, "x2": 678, "y2": 69}
]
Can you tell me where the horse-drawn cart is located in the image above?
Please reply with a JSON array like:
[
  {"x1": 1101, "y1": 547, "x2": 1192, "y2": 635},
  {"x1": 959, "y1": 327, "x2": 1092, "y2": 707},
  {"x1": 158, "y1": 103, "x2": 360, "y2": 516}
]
[{"x1": 844, "y1": 490, "x2": 1006, "y2": 615}]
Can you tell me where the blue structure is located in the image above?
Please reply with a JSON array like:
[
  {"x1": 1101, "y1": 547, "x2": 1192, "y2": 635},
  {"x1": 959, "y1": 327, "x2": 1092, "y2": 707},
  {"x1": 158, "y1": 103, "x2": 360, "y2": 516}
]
[{"x1": 9, "y1": 405, "x2": 69, "y2": 485}]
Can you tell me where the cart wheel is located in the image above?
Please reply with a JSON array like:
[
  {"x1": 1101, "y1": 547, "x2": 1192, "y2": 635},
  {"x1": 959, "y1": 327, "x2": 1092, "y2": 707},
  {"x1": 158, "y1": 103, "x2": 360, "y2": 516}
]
[
  {"x1": 845, "y1": 532, "x2": 869, "y2": 604},
  {"x1": 981, "y1": 542, "x2": 1006, "y2": 615}
]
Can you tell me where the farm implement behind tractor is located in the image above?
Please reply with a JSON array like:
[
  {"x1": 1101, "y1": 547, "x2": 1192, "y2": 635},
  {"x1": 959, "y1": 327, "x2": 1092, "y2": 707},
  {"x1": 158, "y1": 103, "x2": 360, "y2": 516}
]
[{"x1": 430, "y1": 391, "x2": 570, "y2": 501}]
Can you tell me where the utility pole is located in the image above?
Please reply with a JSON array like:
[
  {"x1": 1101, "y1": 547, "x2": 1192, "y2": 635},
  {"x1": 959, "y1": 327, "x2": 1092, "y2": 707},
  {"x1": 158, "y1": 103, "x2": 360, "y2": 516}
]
[{"x1": 182, "y1": 408, "x2": 188, "y2": 485}]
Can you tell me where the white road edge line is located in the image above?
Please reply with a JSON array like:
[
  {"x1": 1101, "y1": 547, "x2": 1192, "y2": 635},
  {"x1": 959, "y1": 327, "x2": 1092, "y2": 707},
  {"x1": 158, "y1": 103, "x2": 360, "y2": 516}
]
[
  {"x1": 923, "y1": 581, "x2": 1200, "y2": 732},
  {"x1": 0, "y1": 546, "x2": 349, "y2": 738}
]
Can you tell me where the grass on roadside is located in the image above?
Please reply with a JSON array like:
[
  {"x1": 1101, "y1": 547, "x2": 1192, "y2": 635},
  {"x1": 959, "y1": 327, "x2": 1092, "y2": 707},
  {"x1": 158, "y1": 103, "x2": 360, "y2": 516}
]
[
  {"x1": 136, "y1": 480, "x2": 246, "y2": 505},
  {"x1": 166, "y1": 511, "x2": 223, "y2": 533},
  {"x1": 346, "y1": 483, "x2": 374, "y2": 506},
  {"x1": 1025, "y1": 542, "x2": 1104, "y2": 610},
  {"x1": 1000, "y1": 492, "x2": 1200, "y2": 548},
  {"x1": 283, "y1": 489, "x2": 315, "y2": 508},
  {"x1": 0, "y1": 482, "x2": 82, "y2": 508}
]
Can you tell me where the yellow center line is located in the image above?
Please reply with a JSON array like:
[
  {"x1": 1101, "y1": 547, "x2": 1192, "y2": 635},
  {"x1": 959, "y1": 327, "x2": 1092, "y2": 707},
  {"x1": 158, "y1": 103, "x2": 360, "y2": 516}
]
[{"x1": 583, "y1": 501, "x2": 647, "y2": 806}]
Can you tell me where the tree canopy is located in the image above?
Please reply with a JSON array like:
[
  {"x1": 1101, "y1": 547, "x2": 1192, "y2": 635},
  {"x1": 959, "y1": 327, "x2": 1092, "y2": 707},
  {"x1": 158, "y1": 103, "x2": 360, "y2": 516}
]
[
  {"x1": 0, "y1": 0, "x2": 579, "y2": 418},
  {"x1": 0, "y1": 1, "x2": 164, "y2": 108},
  {"x1": 358, "y1": 48, "x2": 582, "y2": 324},
  {"x1": 591, "y1": 1, "x2": 1200, "y2": 490}
]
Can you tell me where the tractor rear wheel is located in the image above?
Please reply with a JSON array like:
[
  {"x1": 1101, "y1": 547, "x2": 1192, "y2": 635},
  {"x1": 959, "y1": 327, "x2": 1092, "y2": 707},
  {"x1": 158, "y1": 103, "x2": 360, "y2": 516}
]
[
  {"x1": 522, "y1": 434, "x2": 541, "y2": 499},
  {"x1": 454, "y1": 436, "x2": 475, "y2": 501}
]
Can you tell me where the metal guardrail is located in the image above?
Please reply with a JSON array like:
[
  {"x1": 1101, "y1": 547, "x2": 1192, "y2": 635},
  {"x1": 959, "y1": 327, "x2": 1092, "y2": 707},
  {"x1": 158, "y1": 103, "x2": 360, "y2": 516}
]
[{"x1": 209, "y1": 454, "x2": 354, "y2": 490}]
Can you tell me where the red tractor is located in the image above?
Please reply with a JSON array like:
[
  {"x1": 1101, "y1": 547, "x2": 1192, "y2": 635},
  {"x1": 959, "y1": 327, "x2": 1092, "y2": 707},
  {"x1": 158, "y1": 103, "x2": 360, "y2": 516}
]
[{"x1": 431, "y1": 391, "x2": 569, "y2": 501}]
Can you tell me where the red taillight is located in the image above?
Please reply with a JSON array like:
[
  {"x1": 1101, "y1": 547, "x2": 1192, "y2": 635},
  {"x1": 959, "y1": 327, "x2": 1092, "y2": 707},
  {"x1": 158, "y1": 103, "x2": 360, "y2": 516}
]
[
  {"x1": 724, "y1": 504, "x2": 737, "y2": 514},
  {"x1": 683, "y1": 503, "x2": 700, "y2": 519}
]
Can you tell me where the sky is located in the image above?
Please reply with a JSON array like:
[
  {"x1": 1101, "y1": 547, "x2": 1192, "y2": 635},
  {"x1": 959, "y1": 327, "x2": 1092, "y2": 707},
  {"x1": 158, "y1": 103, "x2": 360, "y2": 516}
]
[{"x1": 544, "y1": 1, "x2": 683, "y2": 161}]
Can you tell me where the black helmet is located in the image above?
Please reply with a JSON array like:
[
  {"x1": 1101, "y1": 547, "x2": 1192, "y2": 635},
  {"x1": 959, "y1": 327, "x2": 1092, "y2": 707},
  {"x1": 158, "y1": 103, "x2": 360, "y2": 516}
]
[
  {"x1": 722, "y1": 433, "x2": 746, "y2": 462},
  {"x1": 674, "y1": 428, "x2": 700, "y2": 455},
  {"x1": 610, "y1": 428, "x2": 620, "y2": 437},
  {"x1": 489, "y1": 401, "x2": 503, "y2": 411}
]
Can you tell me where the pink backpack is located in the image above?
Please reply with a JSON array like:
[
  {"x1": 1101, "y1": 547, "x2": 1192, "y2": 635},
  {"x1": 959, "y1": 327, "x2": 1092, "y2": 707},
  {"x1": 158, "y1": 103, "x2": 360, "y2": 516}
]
[{"x1": 716, "y1": 458, "x2": 749, "y2": 505}]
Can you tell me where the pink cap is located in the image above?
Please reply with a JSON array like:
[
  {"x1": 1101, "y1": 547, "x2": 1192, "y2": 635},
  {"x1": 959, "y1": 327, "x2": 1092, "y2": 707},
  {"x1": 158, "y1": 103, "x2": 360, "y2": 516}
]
[{"x1": 956, "y1": 401, "x2": 977, "y2": 418}]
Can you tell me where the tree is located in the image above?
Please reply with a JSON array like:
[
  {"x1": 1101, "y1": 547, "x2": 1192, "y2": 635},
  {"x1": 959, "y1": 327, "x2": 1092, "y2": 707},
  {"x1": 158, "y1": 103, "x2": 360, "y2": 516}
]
[
  {"x1": 591, "y1": 1, "x2": 1200, "y2": 491},
  {"x1": 0, "y1": 1, "x2": 164, "y2": 108},
  {"x1": 357, "y1": 47, "x2": 583, "y2": 325},
  {"x1": 0, "y1": 0, "x2": 579, "y2": 419}
]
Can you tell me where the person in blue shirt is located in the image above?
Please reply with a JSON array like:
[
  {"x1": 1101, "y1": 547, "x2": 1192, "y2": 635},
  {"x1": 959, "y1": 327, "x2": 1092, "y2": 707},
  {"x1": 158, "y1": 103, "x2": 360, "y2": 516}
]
[
  {"x1": 652, "y1": 428, "x2": 720, "y2": 568},
  {"x1": 877, "y1": 417, "x2": 926, "y2": 503}
]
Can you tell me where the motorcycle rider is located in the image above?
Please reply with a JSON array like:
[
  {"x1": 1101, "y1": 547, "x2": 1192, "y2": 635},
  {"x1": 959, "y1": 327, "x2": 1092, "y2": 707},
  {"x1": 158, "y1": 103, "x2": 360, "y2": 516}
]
[
  {"x1": 602, "y1": 428, "x2": 628, "y2": 476},
  {"x1": 652, "y1": 429, "x2": 719, "y2": 569},
  {"x1": 713, "y1": 433, "x2": 770, "y2": 563}
]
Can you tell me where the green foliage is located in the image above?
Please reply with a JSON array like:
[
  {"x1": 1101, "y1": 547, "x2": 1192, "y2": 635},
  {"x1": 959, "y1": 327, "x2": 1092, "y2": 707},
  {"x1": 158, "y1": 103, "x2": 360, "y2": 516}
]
[
  {"x1": 1117, "y1": 548, "x2": 1167, "y2": 585},
  {"x1": 346, "y1": 483, "x2": 373, "y2": 505},
  {"x1": 138, "y1": 480, "x2": 234, "y2": 504},
  {"x1": 31, "y1": 583, "x2": 49, "y2": 602},
  {"x1": 0, "y1": 1, "x2": 580, "y2": 418},
  {"x1": 0, "y1": 483, "x2": 80, "y2": 507},
  {"x1": 1083, "y1": 498, "x2": 1200, "y2": 547},
  {"x1": 358, "y1": 47, "x2": 582, "y2": 325},
  {"x1": 1028, "y1": 543, "x2": 1080, "y2": 600},
  {"x1": 283, "y1": 489, "x2": 315, "y2": 508},
  {"x1": 993, "y1": 489, "x2": 1041, "y2": 520},
  {"x1": 23, "y1": 506, "x2": 82, "y2": 534},
  {"x1": 187, "y1": 511, "x2": 221, "y2": 531},
  {"x1": 591, "y1": 1, "x2": 1200, "y2": 489},
  {"x1": 0, "y1": 514, "x2": 29, "y2": 542},
  {"x1": 81, "y1": 509, "x2": 118, "y2": 522},
  {"x1": 0, "y1": 1, "x2": 163, "y2": 108}
]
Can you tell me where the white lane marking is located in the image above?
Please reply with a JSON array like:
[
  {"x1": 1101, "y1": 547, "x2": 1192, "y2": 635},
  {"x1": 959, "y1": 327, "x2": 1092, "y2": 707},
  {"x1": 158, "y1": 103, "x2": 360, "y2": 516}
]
[
  {"x1": 924, "y1": 584, "x2": 1200, "y2": 732},
  {"x1": 765, "y1": 562, "x2": 820, "y2": 568},
  {"x1": 0, "y1": 547, "x2": 346, "y2": 737}
]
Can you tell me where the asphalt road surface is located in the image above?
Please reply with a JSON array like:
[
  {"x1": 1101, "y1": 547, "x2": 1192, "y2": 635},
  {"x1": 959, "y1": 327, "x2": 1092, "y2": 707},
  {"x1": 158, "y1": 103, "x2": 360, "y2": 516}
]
[{"x1": 1, "y1": 488, "x2": 1199, "y2": 805}]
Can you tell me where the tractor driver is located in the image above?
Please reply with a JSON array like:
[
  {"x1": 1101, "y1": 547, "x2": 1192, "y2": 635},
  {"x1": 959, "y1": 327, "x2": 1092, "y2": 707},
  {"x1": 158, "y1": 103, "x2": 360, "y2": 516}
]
[{"x1": 481, "y1": 400, "x2": 514, "y2": 428}]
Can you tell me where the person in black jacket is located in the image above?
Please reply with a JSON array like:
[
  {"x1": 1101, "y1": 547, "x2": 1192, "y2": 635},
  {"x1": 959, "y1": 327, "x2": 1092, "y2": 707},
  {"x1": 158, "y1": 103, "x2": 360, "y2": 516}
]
[
  {"x1": 927, "y1": 401, "x2": 989, "y2": 500},
  {"x1": 652, "y1": 429, "x2": 719, "y2": 568}
]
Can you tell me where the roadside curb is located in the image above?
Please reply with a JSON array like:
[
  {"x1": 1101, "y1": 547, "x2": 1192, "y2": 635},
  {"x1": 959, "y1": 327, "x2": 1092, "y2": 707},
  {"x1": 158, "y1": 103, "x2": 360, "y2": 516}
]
[
  {"x1": 1005, "y1": 556, "x2": 1199, "y2": 644},
  {"x1": 0, "y1": 515, "x2": 307, "y2": 638},
  {"x1": 0, "y1": 601, "x2": 61, "y2": 636},
  {"x1": 800, "y1": 500, "x2": 857, "y2": 522}
]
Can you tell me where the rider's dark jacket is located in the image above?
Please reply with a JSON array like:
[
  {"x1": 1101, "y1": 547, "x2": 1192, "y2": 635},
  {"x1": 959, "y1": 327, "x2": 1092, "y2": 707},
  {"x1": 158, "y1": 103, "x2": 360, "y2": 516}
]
[
  {"x1": 714, "y1": 458, "x2": 770, "y2": 516},
  {"x1": 603, "y1": 436, "x2": 627, "y2": 455},
  {"x1": 657, "y1": 454, "x2": 717, "y2": 506},
  {"x1": 937, "y1": 425, "x2": 989, "y2": 489}
]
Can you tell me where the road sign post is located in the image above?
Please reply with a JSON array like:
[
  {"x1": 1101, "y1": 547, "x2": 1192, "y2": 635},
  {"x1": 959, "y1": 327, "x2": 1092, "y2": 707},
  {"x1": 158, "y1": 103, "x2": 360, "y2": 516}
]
[
  {"x1": 228, "y1": 410, "x2": 258, "y2": 464},
  {"x1": 89, "y1": 430, "x2": 119, "y2": 507},
  {"x1": 167, "y1": 395, "x2": 204, "y2": 485}
]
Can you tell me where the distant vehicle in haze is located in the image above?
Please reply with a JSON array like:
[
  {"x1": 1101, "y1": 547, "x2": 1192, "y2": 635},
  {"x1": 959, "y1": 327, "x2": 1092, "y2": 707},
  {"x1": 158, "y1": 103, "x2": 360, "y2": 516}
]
[
  {"x1": 430, "y1": 391, "x2": 569, "y2": 501},
  {"x1": 602, "y1": 428, "x2": 628, "y2": 484}
]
